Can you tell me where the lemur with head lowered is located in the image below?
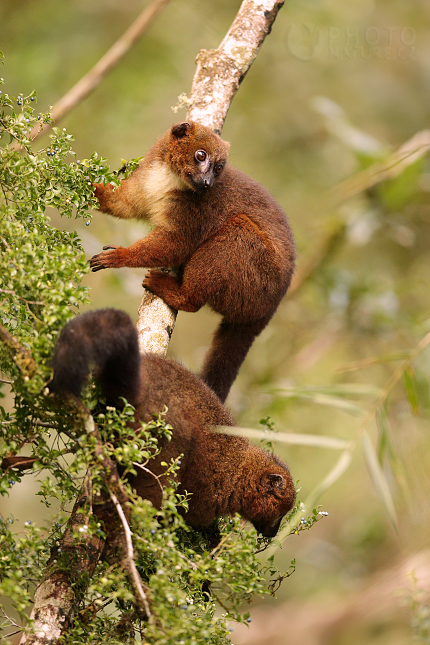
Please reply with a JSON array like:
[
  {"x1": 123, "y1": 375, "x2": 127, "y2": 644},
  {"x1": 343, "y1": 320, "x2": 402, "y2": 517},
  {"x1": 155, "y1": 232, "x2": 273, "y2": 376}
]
[
  {"x1": 90, "y1": 122, "x2": 295, "y2": 403},
  {"x1": 51, "y1": 309, "x2": 296, "y2": 538}
]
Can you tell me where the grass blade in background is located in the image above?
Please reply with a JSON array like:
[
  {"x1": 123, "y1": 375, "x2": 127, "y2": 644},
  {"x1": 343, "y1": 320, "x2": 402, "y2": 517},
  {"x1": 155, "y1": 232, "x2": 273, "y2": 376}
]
[
  {"x1": 270, "y1": 387, "x2": 367, "y2": 417},
  {"x1": 216, "y1": 426, "x2": 349, "y2": 450},
  {"x1": 362, "y1": 431, "x2": 398, "y2": 529}
]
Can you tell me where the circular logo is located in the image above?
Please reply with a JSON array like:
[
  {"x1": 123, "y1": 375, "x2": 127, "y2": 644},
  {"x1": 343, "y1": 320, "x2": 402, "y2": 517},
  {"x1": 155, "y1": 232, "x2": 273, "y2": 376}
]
[{"x1": 285, "y1": 23, "x2": 324, "y2": 60}]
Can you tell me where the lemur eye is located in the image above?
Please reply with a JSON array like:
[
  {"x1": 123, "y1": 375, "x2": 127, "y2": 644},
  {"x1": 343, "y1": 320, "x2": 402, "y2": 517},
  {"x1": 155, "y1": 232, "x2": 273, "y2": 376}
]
[
  {"x1": 214, "y1": 163, "x2": 224, "y2": 175},
  {"x1": 195, "y1": 150, "x2": 207, "y2": 162}
]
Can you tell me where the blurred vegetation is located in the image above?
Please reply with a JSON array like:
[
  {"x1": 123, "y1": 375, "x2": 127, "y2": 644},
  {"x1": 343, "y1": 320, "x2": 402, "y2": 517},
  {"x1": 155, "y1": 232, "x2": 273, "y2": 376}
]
[{"x1": 1, "y1": 0, "x2": 430, "y2": 643}]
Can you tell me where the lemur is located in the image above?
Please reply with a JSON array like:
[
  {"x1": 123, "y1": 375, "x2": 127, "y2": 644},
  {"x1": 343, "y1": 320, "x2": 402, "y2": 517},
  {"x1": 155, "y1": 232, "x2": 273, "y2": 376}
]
[{"x1": 90, "y1": 122, "x2": 295, "y2": 403}]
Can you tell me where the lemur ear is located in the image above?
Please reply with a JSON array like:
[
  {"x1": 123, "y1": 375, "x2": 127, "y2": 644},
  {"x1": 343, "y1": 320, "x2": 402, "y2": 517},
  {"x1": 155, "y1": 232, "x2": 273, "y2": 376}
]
[
  {"x1": 171, "y1": 122, "x2": 192, "y2": 139},
  {"x1": 261, "y1": 473, "x2": 284, "y2": 490}
]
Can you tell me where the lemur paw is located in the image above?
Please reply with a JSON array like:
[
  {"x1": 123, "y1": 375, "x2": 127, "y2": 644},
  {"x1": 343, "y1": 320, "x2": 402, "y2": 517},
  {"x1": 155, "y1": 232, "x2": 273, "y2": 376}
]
[
  {"x1": 89, "y1": 246, "x2": 122, "y2": 272},
  {"x1": 142, "y1": 269, "x2": 176, "y2": 294},
  {"x1": 93, "y1": 182, "x2": 114, "y2": 211}
]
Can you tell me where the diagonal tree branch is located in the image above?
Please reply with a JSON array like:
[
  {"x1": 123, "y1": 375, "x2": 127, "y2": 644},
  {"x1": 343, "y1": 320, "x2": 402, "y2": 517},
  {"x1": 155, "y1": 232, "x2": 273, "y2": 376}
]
[
  {"x1": 109, "y1": 490, "x2": 151, "y2": 618},
  {"x1": 18, "y1": 414, "x2": 149, "y2": 645},
  {"x1": 186, "y1": 0, "x2": 285, "y2": 132},
  {"x1": 19, "y1": 472, "x2": 104, "y2": 645}
]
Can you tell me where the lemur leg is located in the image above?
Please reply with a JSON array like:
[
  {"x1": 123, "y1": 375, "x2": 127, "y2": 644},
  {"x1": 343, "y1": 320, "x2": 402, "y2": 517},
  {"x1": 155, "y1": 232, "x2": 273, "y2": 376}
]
[{"x1": 142, "y1": 270, "x2": 207, "y2": 312}]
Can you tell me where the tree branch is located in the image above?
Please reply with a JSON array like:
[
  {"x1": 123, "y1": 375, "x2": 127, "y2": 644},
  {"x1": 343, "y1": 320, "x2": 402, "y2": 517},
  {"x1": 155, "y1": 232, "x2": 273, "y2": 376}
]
[
  {"x1": 19, "y1": 473, "x2": 105, "y2": 645},
  {"x1": 109, "y1": 490, "x2": 151, "y2": 618},
  {"x1": 18, "y1": 415, "x2": 149, "y2": 645},
  {"x1": 186, "y1": 0, "x2": 285, "y2": 132}
]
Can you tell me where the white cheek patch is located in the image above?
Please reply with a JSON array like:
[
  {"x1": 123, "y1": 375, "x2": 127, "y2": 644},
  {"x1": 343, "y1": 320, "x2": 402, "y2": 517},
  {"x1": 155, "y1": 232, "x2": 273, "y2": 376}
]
[
  {"x1": 200, "y1": 157, "x2": 210, "y2": 173},
  {"x1": 143, "y1": 161, "x2": 191, "y2": 228}
]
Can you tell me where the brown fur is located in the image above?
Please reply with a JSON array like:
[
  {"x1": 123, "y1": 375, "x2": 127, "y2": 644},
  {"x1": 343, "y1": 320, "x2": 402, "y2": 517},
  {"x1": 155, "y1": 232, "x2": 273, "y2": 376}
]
[
  {"x1": 90, "y1": 122, "x2": 296, "y2": 402},
  {"x1": 51, "y1": 309, "x2": 296, "y2": 537}
]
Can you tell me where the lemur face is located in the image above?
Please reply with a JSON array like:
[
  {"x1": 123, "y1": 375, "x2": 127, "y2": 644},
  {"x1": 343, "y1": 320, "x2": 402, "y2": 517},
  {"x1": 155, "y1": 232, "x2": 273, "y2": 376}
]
[
  {"x1": 244, "y1": 464, "x2": 296, "y2": 538},
  {"x1": 168, "y1": 122, "x2": 229, "y2": 191}
]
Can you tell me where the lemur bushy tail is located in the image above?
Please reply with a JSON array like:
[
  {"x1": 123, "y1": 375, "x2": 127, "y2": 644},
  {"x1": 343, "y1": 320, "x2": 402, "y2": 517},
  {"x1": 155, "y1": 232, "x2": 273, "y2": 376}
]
[{"x1": 51, "y1": 308, "x2": 141, "y2": 406}]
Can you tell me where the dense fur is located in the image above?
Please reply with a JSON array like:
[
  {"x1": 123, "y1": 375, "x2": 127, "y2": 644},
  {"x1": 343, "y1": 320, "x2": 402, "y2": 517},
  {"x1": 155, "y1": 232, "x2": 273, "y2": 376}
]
[
  {"x1": 51, "y1": 309, "x2": 296, "y2": 537},
  {"x1": 90, "y1": 122, "x2": 296, "y2": 403}
]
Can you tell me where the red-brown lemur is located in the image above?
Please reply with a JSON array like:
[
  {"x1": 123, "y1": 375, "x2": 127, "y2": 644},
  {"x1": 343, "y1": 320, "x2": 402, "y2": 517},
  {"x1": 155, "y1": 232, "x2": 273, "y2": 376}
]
[
  {"x1": 51, "y1": 309, "x2": 296, "y2": 538},
  {"x1": 90, "y1": 122, "x2": 296, "y2": 403}
]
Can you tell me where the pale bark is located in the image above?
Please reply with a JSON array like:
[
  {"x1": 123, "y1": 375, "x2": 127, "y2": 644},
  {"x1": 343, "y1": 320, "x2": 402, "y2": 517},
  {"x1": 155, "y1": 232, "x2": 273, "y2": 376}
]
[
  {"x1": 19, "y1": 473, "x2": 104, "y2": 645},
  {"x1": 136, "y1": 288, "x2": 177, "y2": 356},
  {"x1": 186, "y1": 0, "x2": 284, "y2": 133},
  {"x1": 18, "y1": 418, "x2": 149, "y2": 645}
]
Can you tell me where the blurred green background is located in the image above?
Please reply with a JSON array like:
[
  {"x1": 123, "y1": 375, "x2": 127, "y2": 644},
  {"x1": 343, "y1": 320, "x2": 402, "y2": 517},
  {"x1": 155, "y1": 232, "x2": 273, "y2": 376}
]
[{"x1": 1, "y1": 0, "x2": 430, "y2": 643}]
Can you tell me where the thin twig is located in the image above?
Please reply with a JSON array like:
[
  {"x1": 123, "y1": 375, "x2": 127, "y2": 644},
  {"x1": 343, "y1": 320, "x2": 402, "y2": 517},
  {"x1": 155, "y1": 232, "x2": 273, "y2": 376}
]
[
  {"x1": 288, "y1": 130, "x2": 430, "y2": 300},
  {"x1": 1, "y1": 606, "x2": 25, "y2": 630},
  {"x1": 33, "y1": 420, "x2": 57, "y2": 429},
  {"x1": 0, "y1": 289, "x2": 43, "y2": 306},
  {"x1": 210, "y1": 532, "x2": 233, "y2": 558},
  {"x1": 132, "y1": 461, "x2": 164, "y2": 495},
  {"x1": 328, "y1": 130, "x2": 430, "y2": 209},
  {"x1": 109, "y1": 490, "x2": 151, "y2": 619},
  {"x1": 0, "y1": 117, "x2": 32, "y2": 154}
]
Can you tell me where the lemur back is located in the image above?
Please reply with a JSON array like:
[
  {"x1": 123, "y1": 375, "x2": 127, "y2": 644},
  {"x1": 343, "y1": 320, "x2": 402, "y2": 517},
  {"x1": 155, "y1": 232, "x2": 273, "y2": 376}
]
[{"x1": 51, "y1": 309, "x2": 296, "y2": 537}]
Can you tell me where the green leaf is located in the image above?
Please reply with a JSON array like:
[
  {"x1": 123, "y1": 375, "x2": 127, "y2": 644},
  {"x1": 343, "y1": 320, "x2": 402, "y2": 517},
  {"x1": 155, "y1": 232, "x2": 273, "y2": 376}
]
[
  {"x1": 270, "y1": 386, "x2": 367, "y2": 417},
  {"x1": 271, "y1": 448, "x2": 353, "y2": 547},
  {"x1": 402, "y1": 366, "x2": 419, "y2": 415},
  {"x1": 362, "y1": 432, "x2": 398, "y2": 529},
  {"x1": 376, "y1": 404, "x2": 391, "y2": 464}
]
